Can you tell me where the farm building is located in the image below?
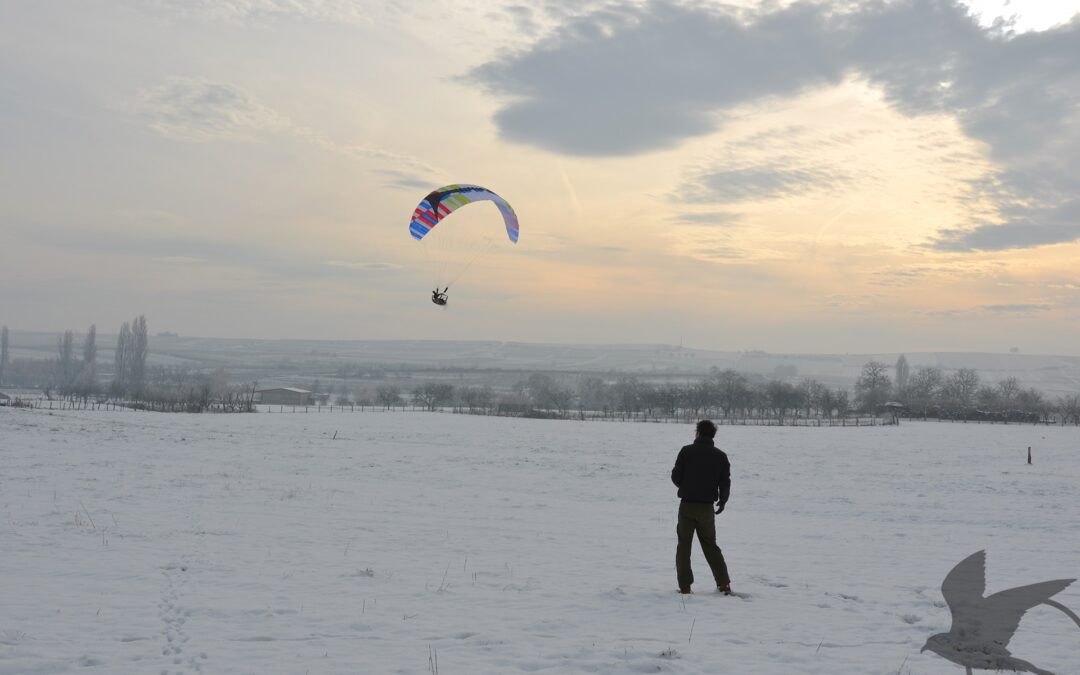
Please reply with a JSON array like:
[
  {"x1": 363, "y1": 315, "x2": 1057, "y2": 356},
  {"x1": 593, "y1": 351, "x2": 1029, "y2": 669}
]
[{"x1": 256, "y1": 387, "x2": 312, "y2": 406}]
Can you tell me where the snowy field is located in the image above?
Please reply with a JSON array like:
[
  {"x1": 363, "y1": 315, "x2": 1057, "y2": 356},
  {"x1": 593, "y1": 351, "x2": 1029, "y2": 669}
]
[{"x1": 2, "y1": 407, "x2": 1078, "y2": 675}]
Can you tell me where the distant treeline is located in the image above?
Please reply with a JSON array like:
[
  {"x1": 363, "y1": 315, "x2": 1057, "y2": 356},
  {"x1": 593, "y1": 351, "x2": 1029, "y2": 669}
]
[
  {"x1": 884, "y1": 356, "x2": 1080, "y2": 424},
  {"x1": 0, "y1": 318, "x2": 256, "y2": 413},
  {"x1": 354, "y1": 360, "x2": 1080, "y2": 425},
  {"x1": 2, "y1": 326, "x2": 1078, "y2": 424}
]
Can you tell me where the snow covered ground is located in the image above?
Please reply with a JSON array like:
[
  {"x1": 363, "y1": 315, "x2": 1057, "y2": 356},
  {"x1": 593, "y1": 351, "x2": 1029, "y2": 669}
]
[{"x1": 1, "y1": 407, "x2": 1078, "y2": 674}]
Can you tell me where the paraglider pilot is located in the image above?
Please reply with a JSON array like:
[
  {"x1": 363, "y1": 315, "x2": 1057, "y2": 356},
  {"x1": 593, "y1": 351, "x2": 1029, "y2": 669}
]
[{"x1": 432, "y1": 287, "x2": 448, "y2": 306}]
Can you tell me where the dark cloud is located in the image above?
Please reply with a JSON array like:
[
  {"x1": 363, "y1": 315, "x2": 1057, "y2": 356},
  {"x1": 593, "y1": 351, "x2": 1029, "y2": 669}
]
[
  {"x1": 473, "y1": 0, "x2": 1080, "y2": 250},
  {"x1": 681, "y1": 164, "x2": 849, "y2": 202},
  {"x1": 981, "y1": 303, "x2": 1052, "y2": 313},
  {"x1": 473, "y1": 1, "x2": 845, "y2": 156},
  {"x1": 501, "y1": 5, "x2": 541, "y2": 36},
  {"x1": 671, "y1": 211, "x2": 741, "y2": 225},
  {"x1": 933, "y1": 199, "x2": 1080, "y2": 251},
  {"x1": 371, "y1": 169, "x2": 434, "y2": 191}
]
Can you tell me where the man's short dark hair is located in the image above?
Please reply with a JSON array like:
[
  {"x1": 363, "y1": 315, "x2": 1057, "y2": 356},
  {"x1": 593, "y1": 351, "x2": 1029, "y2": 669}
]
[{"x1": 696, "y1": 419, "x2": 717, "y2": 439}]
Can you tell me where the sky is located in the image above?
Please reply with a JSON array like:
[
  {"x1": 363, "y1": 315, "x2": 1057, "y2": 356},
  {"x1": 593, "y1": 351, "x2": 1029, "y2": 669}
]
[{"x1": 2, "y1": 0, "x2": 1079, "y2": 354}]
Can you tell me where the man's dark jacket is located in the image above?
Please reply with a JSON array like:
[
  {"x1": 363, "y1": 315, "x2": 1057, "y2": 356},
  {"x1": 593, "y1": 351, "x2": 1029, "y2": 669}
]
[{"x1": 671, "y1": 438, "x2": 730, "y2": 507}]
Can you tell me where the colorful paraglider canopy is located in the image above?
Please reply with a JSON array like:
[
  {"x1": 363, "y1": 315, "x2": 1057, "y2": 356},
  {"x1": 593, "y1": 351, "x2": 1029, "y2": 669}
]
[{"x1": 409, "y1": 184, "x2": 519, "y2": 243}]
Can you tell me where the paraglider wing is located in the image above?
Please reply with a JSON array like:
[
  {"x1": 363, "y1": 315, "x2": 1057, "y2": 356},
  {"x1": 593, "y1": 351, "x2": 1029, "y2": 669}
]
[{"x1": 409, "y1": 184, "x2": 519, "y2": 243}]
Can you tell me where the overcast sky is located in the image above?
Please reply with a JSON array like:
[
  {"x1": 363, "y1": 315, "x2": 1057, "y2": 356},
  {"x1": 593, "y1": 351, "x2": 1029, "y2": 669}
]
[{"x1": 2, "y1": 0, "x2": 1079, "y2": 354}]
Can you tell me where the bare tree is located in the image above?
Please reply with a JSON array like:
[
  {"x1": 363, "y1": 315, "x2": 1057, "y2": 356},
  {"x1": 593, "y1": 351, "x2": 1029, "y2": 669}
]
[
  {"x1": 611, "y1": 376, "x2": 644, "y2": 415},
  {"x1": 1058, "y1": 394, "x2": 1080, "y2": 425},
  {"x1": 854, "y1": 361, "x2": 892, "y2": 415},
  {"x1": 77, "y1": 324, "x2": 98, "y2": 397},
  {"x1": 834, "y1": 388, "x2": 851, "y2": 417},
  {"x1": 894, "y1": 355, "x2": 910, "y2": 400},
  {"x1": 712, "y1": 369, "x2": 748, "y2": 418},
  {"x1": 907, "y1": 366, "x2": 944, "y2": 418},
  {"x1": 684, "y1": 380, "x2": 711, "y2": 416},
  {"x1": 56, "y1": 330, "x2": 76, "y2": 394},
  {"x1": 997, "y1": 376, "x2": 1021, "y2": 410},
  {"x1": 474, "y1": 385, "x2": 494, "y2": 411},
  {"x1": 459, "y1": 385, "x2": 494, "y2": 412},
  {"x1": 113, "y1": 321, "x2": 132, "y2": 397},
  {"x1": 939, "y1": 368, "x2": 980, "y2": 410},
  {"x1": 975, "y1": 385, "x2": 1000, "y2": 410},
  {"x1": 430, "y1": 383, "x2": 455, "y2": 409},
  {"x1": 576, "y1": 376, "x2": 609, "y2": 412},
  {"x1": 516, "y1": 373, "x2": 572, "y2": 411},
  {"x1": 800, "y1": 378, "x2": 826, "y2": 418},
  {"x1": 131, "y1": 315, "x2": 148, "y2": 397},
  {"x1": 411, "y1": 382, "x2": 454, "y2": 411},
  {"x1": 653, "y1": 383, "x2": 682, "y2": 416},
  {"x1": 765, "y1": 380, "x2": 800, "y2": 421},
  {"x1": 0, "y1": 325, "x2": 8, "y2": 386},
  {"x1": 1017, "y1": 387, "x2": 1047, "y2": 421},
  {"x1": 376, "y1": 384, "x2": 402, "y2": 409}
]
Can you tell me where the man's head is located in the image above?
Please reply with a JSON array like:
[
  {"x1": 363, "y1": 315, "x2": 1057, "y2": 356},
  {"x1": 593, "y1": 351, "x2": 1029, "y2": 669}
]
[{"x1": 695, "y1": 419, "x2": 717, "y2": 440}]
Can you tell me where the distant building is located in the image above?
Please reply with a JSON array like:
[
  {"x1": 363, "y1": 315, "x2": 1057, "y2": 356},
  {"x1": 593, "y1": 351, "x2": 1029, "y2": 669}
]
[
  {"x1": 0, "y1": 392, "x2": 10, "y2": 406},
  {"x1": 883, "y1": 400, "x2": 906, "y2": 423},
  {"x1": 257, "y1": 387, "x2": 312, "y2": 406}
]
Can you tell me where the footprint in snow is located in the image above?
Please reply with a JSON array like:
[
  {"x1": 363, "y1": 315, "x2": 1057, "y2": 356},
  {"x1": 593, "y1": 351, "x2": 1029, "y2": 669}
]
[{"x1": 159, "y1": 558, "x2": 206, "y2": 674}]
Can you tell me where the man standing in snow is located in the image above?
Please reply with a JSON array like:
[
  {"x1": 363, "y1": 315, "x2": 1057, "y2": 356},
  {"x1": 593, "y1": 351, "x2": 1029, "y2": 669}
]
[{"x1": 671, "y1": 419, "x2": 732, "y2": 595}]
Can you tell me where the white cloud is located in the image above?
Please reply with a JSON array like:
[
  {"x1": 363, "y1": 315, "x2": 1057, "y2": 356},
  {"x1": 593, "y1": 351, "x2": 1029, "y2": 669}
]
[
  {"x1": 134, "y1": 77, "x2": 289, "y2": 142},
  {"x1": 324, "y1": 260, "x2": 401, "y2": 271},
  {"x1": 135, "y1": 0, "x2": 372, "y2": 24},
  {"x1": 133, "y1": 77, "x2": 437, "y2": 188}
]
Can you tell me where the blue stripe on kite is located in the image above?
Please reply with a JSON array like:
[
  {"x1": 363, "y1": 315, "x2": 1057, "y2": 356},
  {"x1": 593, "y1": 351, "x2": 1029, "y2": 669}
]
[
  {"x1": 420, "y1": 212, "x2": 438, "y2": 226},
  {"x1": 409, "y1": 221, "x2": 430, "y2": 239}
]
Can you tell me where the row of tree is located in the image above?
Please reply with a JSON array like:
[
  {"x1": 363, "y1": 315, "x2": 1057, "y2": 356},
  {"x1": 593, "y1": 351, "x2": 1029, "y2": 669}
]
[
  {"x1": 858, "y1": 357, "x2": 1080, "y2": 423},
  {"x1": 0, "y1": 319, "x2": 259, "y2": 412},
  {"x1": 132, "y1": 366, "x2": 255, "y2": 412},
  {"x1": 0, "y1": 317, "x2": 150, "y2": 399},
  {"x1": 369, "y1": 372, "x2": 856, "y2": 421},
  {"x1": 4, "y1": 326, "x2": 1079, "y2": 424},
  {"x1": 354, "y1": 366, "x2": 1078, "y2": 424}
]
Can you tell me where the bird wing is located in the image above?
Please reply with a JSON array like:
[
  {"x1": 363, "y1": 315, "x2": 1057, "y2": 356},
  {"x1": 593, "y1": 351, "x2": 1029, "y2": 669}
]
[
  {"x1": 942, "y1": 551, "x2": 987, "y2": 632},
  {"x1": 980, "y1": 579, "x2": 1076, "y2": 650}
]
